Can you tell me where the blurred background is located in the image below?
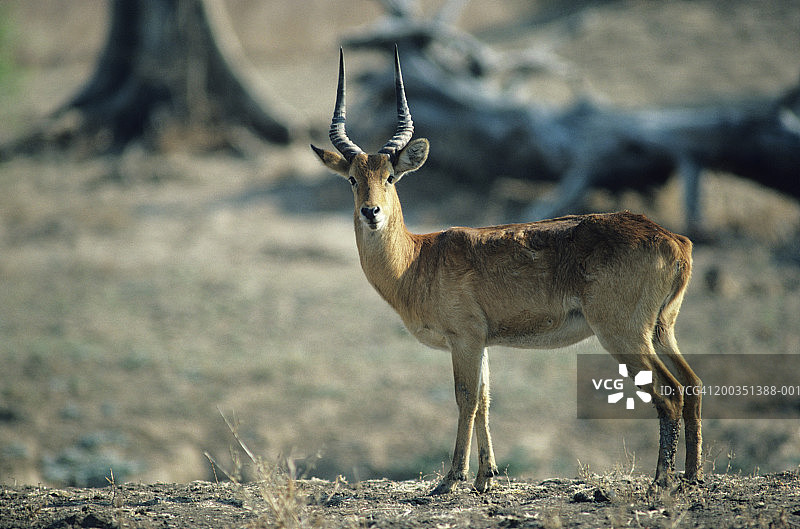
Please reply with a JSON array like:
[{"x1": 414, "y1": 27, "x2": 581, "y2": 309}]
[{"x1": 1, "y1": 0, "x2": 799, "y2": 488}]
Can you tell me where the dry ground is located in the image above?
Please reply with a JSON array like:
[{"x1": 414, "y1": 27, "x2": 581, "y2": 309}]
[
  {"x1": 2, "y1": 1, "x2": 800, "y2": 527},
  {"x1": 3, "y1": 472, "x2": 800, "y2": 528}
]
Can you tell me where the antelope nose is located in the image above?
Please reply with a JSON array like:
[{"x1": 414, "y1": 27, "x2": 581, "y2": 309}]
[{"x1": 361, "y1": 206, "x2": 381, "y2": 220}]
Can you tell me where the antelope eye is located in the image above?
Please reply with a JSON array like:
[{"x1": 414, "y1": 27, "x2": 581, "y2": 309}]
[
  {"x1": 348, "y1": 177, "x2": 357, "y2": 187},
  {"x1": 386, "y1": 175, "x2": 395, "y2": 185}
]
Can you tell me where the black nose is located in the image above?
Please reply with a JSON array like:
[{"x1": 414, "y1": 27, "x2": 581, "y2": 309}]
[{"x1": 361, "y1": 206, "x2": 381, "y2": 220}]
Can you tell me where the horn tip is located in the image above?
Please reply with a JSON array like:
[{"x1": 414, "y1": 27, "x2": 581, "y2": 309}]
[{"x1": 310, "y1": 144, "x2": 325, "y2": 159}]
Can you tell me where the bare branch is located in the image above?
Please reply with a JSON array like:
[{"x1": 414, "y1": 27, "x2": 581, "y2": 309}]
[{"x1": 347, "y1": 2, "x2": 800, "y2": 231}]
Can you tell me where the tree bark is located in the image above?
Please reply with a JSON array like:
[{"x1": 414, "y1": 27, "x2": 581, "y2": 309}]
[{"x1": 3, "y1": 0, "x2": 299, "y2": 157}]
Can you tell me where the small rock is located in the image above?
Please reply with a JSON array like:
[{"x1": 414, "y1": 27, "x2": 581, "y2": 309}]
[
  {"x1": 572, "y1": 487, "x2": 614, "y2": 503},
  {"x1": 572, "y1": 490, "x2": 592, "y2": 503},
  {"x1": 593, "y1": 488, "x2": 614, "y2": 503}
]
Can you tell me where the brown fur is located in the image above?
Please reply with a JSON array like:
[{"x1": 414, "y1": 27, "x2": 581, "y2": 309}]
[{"x1": 312, "y1": 144, "x2": 702, "y2": 494}]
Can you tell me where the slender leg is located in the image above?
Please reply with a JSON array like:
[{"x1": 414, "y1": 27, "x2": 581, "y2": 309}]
[
  {"x1": 473, "y1": 349, "x2": 499, "y2": 492},
  {"x1": 640, "y1": 357, "x2": 685, "y2": 489},
  {"x1": 583, "y1": 270, "x2": 689, "y2": 490},
  {"x1": 654, "y1": 408, "x2": 681, "y2": 488},
  {"x1": 592, "y1": 329, "x2": 684, "y2": 489},
  {"x1": 653, "y1": 327, "x2": 703, "y2": 482},
  {"x1": 431, "y1": 344, "x2": 484, "y2": 495}
]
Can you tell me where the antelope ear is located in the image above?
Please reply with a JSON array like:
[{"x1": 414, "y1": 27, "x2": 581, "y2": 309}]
[
  {"x1": 392, "y1": 138, "x2": 429, "y2": 181},
  {"x1": 311, "y1": 144, "x2": 351, "y2": 177}
]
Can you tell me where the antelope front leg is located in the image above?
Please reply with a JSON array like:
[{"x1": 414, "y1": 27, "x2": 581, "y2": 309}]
[
  {"x1": 473, "y1": 349, "x2": 499, "y2": 492},
  {"x1": 431, "y1": 344, "x2": 484, "y2": 495}
]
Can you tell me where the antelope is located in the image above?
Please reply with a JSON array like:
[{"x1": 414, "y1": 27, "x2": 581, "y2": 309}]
[{"x1": 311, "y1": 47, "x2": 702, "y2": 495}]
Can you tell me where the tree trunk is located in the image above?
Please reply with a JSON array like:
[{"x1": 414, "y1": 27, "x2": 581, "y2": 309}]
[{"x1": 4, "y1": 0, "x2": 299, "y2": 156}]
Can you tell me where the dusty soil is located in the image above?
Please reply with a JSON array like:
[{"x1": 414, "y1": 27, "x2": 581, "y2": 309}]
[
  {"x1": 3, "y1": 472, "x2": 800, "y2": 528},
  {"x1": 2, "y1": 1, "x2": 800, "y2": 528}
]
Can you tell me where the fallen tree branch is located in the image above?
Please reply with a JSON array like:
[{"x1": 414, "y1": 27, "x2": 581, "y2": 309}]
[{"x1": 346, "y1": 1, "x2": 800, "y2": 232}]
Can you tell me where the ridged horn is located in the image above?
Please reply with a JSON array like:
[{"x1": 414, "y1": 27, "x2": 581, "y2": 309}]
[
  {"x1": 378, "y1": 45, "x2": 414, "y2": 162},
  {"x1": 329, "y1": 48, "x2": 364, "y2": 161}
]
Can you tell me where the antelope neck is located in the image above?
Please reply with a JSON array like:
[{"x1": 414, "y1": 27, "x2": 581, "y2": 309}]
[{"x1": 354, "y1": 206, "x2": 420, "y2": 304}]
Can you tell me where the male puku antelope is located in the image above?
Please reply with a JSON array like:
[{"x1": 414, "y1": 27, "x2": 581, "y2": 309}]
[{"x1": 311, "y1": 48, "x2": 702, "y2": 494}]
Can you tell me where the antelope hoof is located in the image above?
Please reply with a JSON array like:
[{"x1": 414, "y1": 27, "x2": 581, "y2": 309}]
[
  {"x1": 674, "y1": 472, "x2": 704, "y2": 493},
  {"x1": 430, "y1": 471, "x2": 466, "y2": 495},
  {"x1": 430, "y1": 479, "x2": 457, "y2": 495},
  {"x1": 682, "y1": 469, "x2": 703, "y2": 485},
  {"x1": 473, "y1": 467, "x2": 499, "y2": 493},
  {"x1": 648, "y1": 473, "x2": 676, "y2": 497},
  {"x1": 473, "y1": 476, "x2": 493, "y2": 493}
]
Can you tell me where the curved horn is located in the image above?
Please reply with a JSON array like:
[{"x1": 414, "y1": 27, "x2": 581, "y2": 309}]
[
  {"x1": 329, "y1": 48, "x2": 364, "y2": 161},
  {"x1": 378, "y1": 45, "x2": 414, "y2": 162}
]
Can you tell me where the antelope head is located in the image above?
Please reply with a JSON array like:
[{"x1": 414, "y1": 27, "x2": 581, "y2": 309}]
[{"x1": 311, "y1": 47, "x2": 429, "y2": 232}]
